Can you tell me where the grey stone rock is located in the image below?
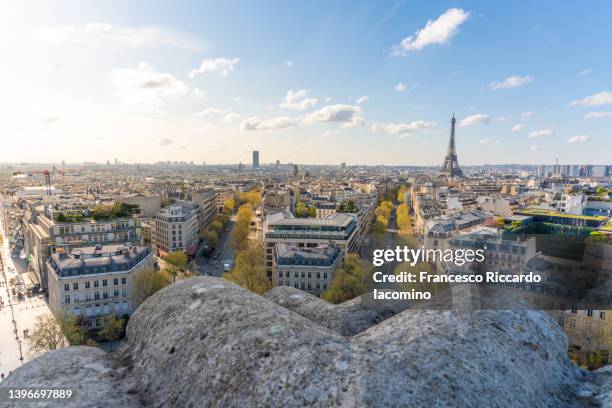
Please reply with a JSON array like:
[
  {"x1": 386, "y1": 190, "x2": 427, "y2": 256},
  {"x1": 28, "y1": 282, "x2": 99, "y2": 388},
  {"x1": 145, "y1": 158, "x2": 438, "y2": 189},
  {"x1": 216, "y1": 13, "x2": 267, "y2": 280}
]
[
  {"x1": 3, "y1": 277, "x2": 610, "y2": 407},
  {"x1": 1, "y1": 347, "x2": 140, "y2": 408}
]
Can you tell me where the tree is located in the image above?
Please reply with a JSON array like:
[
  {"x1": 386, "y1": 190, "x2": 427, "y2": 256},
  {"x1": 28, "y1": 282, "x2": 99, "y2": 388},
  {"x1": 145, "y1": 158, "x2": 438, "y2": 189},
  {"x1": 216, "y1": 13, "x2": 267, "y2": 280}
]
[
  {"x1": 322, "y1": 254, "x2": 367, "y2": 304},
  {"x1": 230, "y1": 204, "x2": 253, "y2": 250},
  {"x1": 245, "y1": 190, "x2": 262, "y2": 207},
  {"x1": 295, "y1": 202, "x2": 309, "y2": 218},
  {"x1": 209, "y1": 220, "x2": 223, "y2": 234},
  {"x1": 100, "y1": 314, "x2": 125, "y2": 352},
  {"x1": 230, "y1": 222, "x2": 249, "y2": 250},
  {"x1": 132, "y1": 268, "x2": 171, "y2": 307},
  {"x1": 163, "y1": 252, "x2": 188, "y2": 282},
  {"x1": 338, "y1": 200, "x2": 356, "y2": 213},
  {"x1": 27, "y1": 314, "x2": 69, "y2": 354},
  {"x1": 397, "y1": 185, "x2": 409, "y2": 203},
  {"x1": 223, "y1": 244, "x2": 270, "y2": 294},
  {"x1": 55, "y1": 212, "x2": 67, "y2": 222},
  {"x1": 223, "y1": 198, "x2": 235, "y2": 214},
  {"x1": 202, "y1": 229, "x2": 219, "y2": 247},
  {"x1": 63, "y1": 314, "x2": 97, "y2": 347},
  {"x1": 308, "y1": 206, "x2": 317, "y2": 218}
]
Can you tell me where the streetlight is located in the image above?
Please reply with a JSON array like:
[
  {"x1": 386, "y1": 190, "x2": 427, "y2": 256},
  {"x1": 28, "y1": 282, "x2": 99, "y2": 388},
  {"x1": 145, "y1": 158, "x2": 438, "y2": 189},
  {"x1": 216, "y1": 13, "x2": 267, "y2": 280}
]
[{"x1": 17, "y1": 339, "x2": 23, "y2": 364}]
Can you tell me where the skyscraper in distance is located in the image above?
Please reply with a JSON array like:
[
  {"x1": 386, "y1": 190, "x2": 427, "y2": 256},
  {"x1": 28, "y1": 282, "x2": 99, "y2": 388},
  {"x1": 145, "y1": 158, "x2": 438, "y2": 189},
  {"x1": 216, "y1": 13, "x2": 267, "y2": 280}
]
[{"x1": 253, "y1": 151, "x2": 260, "y2": 169}]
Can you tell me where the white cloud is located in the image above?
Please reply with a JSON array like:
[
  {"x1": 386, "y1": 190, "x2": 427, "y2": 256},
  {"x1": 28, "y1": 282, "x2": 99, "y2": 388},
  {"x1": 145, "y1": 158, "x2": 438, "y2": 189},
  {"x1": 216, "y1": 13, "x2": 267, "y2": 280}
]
[
  {"x1": 192, "y1": 107, "x2": 229, "y2": 117},
  {"x1": 487, "y1": 75, "x2": 533, "y2": 91},
  {"x1": 570, "y1": 91, "x2": 612, "y2": 107},
  {"x1": 528, "y1": 128, "x2": 555, "y2": 138},
  {"x1": 530, "y1": 145, "x2": 540, "y2": 151},
  {"x1": 395, "y1": 82, "x2": 407, "y2": 92},
  {"x1": 279, "y1": 89, "x2": 317, "y2": 111},
  {"x1": 511, "y1": 124, "x2": 524, "y2": 132},
  {"x1": 370, "y1": 120, "x2": 436, "y2": 135},
  {"x1": 342, "y1": 116, "x2": 366, "y2": 128},
  {"x1": 35, "y1": 22, "x2": 203, "y2": 51},
  {"x1": 110, "y1": 62, "x2": 189, "y2": 111},
  {"x1": 282, "y1": 61, "x2": 293, "y2": 68},
  {"x1": 356, "y1": 96, "x2": 369, "y2": 104},
  {"x1": 302, "y1": 104, "x2": 362, "y2": 124},
  {"x1": 189, "y1": 58, "x2": 239, "y2": 77},
  {"x1": 392, "y1": 8, "x2": 470, "y2": 55},
  {"x1": 40, "y1": 115, "x2": 60, "y2": 123},
  {"x1": 191, "y1": 88, "x2": 205, "y2": 99},
  {"x1": 239, "y1": 116, "x2": 295, "y2": 131},
  {"x1": 224, "y1": 113, "x2": 241, "y2": 123},
  {"x1": 479, "y1": 139, "x2": 501, "y2": 145},
  {"x1": 522, "y1": 111, "x2": 535, "y2": 118},
  {"x1": 159, "y1": 137, "x2": 173, "y2": 146},
  {"x1": 458, "y1": 113, "x2": 490, "y2": 127},
  {"x1": 585, "y1": 111, "x2": 612, "y2": 119},
  {"x1": 568, "y1": 135, "x2": 591, "y2": 144},
  {"x1": 578, "y1": 69, "x2": 593, "y2": 76}
]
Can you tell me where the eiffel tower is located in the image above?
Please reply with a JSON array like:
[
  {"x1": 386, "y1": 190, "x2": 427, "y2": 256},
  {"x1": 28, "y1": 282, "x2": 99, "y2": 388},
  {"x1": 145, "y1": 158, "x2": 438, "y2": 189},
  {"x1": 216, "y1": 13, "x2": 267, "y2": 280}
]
[{"x1": 438, "y1": 115, "x2": 463, "y2": 178}]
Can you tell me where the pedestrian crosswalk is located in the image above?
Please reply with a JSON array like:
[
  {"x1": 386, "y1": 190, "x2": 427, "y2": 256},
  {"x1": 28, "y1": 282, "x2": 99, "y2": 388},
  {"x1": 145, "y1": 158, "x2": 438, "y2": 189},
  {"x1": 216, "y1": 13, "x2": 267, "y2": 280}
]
[{"x1": 208, "y1": 259, "x2": 234, "y2": 266}]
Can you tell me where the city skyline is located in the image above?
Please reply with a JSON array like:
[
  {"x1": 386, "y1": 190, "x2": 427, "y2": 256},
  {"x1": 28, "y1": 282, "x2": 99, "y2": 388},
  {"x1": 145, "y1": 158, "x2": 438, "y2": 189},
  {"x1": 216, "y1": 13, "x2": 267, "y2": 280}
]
[{"x1": 1, "y1": 1, "x2": 612, "y2": 165}]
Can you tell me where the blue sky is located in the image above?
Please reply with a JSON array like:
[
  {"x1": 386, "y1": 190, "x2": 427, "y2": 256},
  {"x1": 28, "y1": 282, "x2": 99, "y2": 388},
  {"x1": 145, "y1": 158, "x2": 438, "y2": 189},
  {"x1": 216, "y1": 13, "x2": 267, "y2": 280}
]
[{"x1": 1, "y1": 1, "x2": 611, "y2": 165}]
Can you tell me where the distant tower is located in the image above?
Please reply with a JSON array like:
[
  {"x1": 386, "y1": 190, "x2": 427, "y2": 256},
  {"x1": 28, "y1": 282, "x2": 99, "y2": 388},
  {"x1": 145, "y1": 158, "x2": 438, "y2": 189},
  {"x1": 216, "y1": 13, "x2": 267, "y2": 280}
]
[
  {"x1": 438, "y1": 115, "x2": 463, "y2": 178},
  {"x1": 252, "y1": 151, "x2": 260, "y2": 169},
  {"x1": 293, "y1": 164, "x2": 299, "y2": 178}
]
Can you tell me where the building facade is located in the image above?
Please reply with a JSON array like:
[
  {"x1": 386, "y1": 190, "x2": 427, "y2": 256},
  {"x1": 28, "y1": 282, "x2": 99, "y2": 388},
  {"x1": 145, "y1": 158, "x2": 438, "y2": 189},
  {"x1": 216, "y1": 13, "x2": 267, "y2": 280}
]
[
  {"x1": 264, "y1": 211, "x2": 358, "y2": 277},
  {"x1": 152, "y1": 201, "x2": 199, "y2": 257},
  {"x1": 273, "y1": 243, "x2": 342, "y2": 295},
  {"x1": 46, "y1": 244, "x2": 153, "y2": 328}
]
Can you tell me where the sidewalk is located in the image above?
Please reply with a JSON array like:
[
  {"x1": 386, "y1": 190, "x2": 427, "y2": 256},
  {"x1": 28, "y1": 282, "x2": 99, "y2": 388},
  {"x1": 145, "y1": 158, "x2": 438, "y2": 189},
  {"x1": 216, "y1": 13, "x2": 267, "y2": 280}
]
[{"x1": 0, "y1": 217, "x2": 52, "y2": 380}]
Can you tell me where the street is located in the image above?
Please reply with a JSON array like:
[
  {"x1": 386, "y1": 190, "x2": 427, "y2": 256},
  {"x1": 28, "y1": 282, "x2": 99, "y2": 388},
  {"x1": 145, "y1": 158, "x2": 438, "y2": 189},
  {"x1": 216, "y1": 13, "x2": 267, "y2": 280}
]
[
  {"x1": 0, "y1": 214, "x2": 52, "y2": 380},
  {"x1": 194, "y1": 215, "x2": 237, "y2": 277}
]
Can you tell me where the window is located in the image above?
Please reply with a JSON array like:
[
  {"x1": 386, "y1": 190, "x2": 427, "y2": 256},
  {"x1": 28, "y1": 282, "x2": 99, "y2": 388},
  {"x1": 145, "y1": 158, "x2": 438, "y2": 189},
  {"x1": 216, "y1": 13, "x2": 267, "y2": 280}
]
[
  {"x1": 64, "y1": 294, "x2": 71, "y2": 304},
  {"x1": 121, "y1": 277, "x2": 127, "y2": 284},
  {"x1": 278, "y1": 271, "x2": 282, "y2": 277},
  {"x1": 600, "y1": 311, "x2": 606, "y2": 320},
  {"x1": 102, "y1": 279, "x2": 108, "y2": 287},
  {"x1": 114, "y1": 289, "x2": 119, "y2": 297},
  {"x1": 94, "y1": 280, "x2": 99, "y2": 288},
  {"x1": 85, "y1": 292, "x2": 92, "y2": 301},
  {"x1": 94, "y1": 291, "x2": 100, "y2": 300},
  {"x1": 103, "y1": 291, "x2": 109, "y2": 299},
  {"x1": 73, "y1": 282, "x2": 79, "y2": 290},
  {"x1": 323, "y1": 272, "x2": 328, "y2": 279},
  {"x1": 121, "y1": 289, "x2": 127, "y2": 297},
  {"x1": 571, "y1": 306, "x2": 577, "y2": 314},
  {"x1": 114, "y1": 278, "x2": 118, "y2": 285},
  {"x1": 558, "y1": 317, "x2": 565, "y2": 326},
  {"x1": 64, "y1": 283, "x2": 70, "y2": 291},
  {"x1": 85, "y1": 281, "x2": 90, "y2": 289},
  {"x1": 587, "y1": 309, "x2": 593, "y2": 317}
]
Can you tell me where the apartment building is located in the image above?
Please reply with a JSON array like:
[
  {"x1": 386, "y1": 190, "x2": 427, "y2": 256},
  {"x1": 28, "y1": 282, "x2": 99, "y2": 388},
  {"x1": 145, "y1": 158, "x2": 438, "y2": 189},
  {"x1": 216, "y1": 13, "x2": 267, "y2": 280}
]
[
  {"x1": 264, "y1": 211, "x2": 358, "y2": 277},
  {"x1": 21, "y1": 202, "x2": 143, "y2": 290},
  {"x1": 46, "y1": 244, "x2": 153, "y2": 328},
  {"x1": 152, "y1": 201, "x2": 199, "y2": 257},
  {"x1": 273, "y1": 243, "x2": 342, "y2": 295},
  {"x1": 191, "y1": 190, "x2": 218, "y2": 230}
]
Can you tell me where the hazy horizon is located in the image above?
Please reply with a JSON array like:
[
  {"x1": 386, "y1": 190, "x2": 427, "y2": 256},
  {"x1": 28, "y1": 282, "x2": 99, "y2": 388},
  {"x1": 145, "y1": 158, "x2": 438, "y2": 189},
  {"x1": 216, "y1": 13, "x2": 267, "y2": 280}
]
[{"x1": 2, "y1": 1, "x2": 611, "y2": 165}]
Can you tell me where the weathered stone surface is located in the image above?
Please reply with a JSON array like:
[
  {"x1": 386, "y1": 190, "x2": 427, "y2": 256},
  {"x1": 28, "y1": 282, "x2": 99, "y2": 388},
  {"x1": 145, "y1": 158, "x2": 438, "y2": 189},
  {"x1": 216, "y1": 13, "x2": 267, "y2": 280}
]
[
  {"x1": 3, "y1": 277, "x2": 610, "y2": 407},
  {"x1": 264, "y1": 286, "x2": 405, "y2": 336},
  {"x1": 1, "y1": 347, "x2": 140, "y2": 408}
]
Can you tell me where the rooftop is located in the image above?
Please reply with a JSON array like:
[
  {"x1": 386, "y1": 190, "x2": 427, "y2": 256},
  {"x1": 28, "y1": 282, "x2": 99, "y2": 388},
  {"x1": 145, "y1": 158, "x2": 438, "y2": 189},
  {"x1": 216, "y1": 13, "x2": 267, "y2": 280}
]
[{"x1": 48, "y1": 244, "x2": 151, "y2": 278}]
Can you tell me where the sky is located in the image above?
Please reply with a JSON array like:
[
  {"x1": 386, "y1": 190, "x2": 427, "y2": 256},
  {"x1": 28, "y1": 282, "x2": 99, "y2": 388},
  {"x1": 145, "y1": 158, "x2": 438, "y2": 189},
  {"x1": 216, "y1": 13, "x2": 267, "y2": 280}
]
[{"x1": 0, "y1": 1, "x2": 611, "y2": 166}]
